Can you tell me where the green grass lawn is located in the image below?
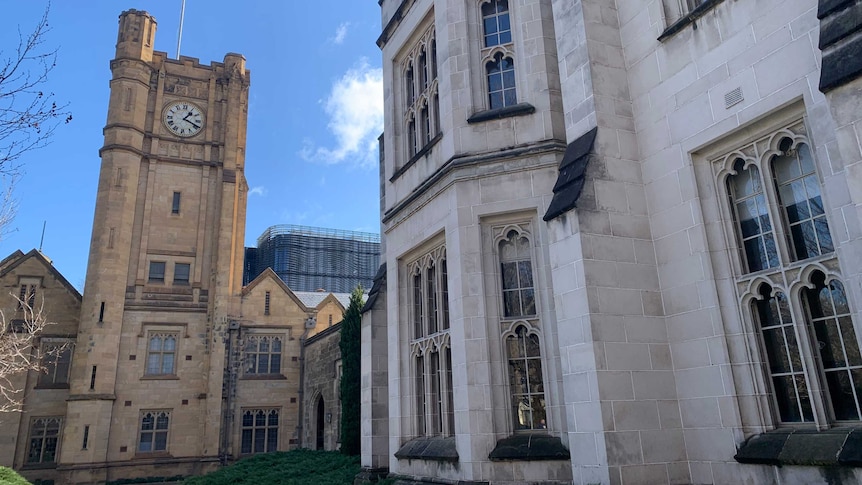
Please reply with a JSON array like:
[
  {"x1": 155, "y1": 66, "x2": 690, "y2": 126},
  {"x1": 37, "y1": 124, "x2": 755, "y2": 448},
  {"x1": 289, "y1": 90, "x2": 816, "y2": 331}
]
[{"x1": 184, "y1": 450, "x2": 369, "y2": 485}]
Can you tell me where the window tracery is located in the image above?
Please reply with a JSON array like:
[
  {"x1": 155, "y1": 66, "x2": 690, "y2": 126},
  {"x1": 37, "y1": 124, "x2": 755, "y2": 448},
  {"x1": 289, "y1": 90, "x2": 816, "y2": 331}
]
[
  {"x1": 715, "y1": 120, "x2": 859, "y2": 427},
  {"x1": 479, "y1": 0, "x2": 517, "y2": 110},
  {"x1": 492, "y1": 223, "x2": 547, "y2": 432},
  {"x1": 401, "y1": 25, "x2": 439, "y2": 161},
  {"x1": 407, "y1": 244, "x2": 454, "y2": 437}
]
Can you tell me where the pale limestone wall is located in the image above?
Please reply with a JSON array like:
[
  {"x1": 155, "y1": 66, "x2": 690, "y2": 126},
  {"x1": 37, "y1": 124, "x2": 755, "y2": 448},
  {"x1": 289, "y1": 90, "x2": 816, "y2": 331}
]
[
  {"x1": 360, "y1": 290, "x2": 389, "y2": 470},
  {"x1": 373, "y1": 0, "x2": 862, "y2": 484},
  {"x1": 381, "y1": 0, "x2": 564, "y2": 216},
  {"x1": 378, "y1": 0, "x2": 571, "y2": 482},
  {"x1": 608, "y1": 0, "x2": 862, "y2": 483}
]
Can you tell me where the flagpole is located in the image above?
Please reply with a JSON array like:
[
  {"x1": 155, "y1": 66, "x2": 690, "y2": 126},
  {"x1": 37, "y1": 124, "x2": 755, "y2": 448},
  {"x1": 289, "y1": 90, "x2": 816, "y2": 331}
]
[{"x1": 176, "y1": 0, "x2": 186, "y2": 59}]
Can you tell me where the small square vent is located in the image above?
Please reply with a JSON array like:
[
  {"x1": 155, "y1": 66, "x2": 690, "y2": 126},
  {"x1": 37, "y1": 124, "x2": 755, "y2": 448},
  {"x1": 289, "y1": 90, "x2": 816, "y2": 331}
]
[{"x1": 725, "y1": 87, "x2": 744, "y2": 109}]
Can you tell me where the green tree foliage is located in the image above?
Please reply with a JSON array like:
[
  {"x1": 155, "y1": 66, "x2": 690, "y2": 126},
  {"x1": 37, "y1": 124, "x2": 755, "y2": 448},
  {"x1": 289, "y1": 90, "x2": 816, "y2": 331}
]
[
  {"x1": 0, "y1": 466, "x2": 31, "y2": 485},
  {"x1": 339, "y1": 285, "x2": 363, "y2": 455}
]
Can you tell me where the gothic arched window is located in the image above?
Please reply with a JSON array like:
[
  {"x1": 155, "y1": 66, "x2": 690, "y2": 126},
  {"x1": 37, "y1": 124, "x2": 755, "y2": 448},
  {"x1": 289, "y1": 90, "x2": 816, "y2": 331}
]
[{"x1": 727, "y1": 158, "x2": 778, "y2": 272}]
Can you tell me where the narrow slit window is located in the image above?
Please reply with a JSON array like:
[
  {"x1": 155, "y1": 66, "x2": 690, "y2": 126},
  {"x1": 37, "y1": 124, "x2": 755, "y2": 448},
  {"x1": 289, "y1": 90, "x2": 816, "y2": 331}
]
[{"x1": 172, "y1": 191, "x2": 181, "y2": 215}]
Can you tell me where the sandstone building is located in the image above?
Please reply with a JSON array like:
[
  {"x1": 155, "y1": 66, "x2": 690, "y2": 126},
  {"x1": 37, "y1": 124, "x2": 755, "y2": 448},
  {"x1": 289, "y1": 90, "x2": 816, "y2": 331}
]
[
  {"x1": 0, "y1": 10, "x2": 348, "y2": 484},
  {"x1": 360, "y1": 0, "x2": 862, "y2": 484}
]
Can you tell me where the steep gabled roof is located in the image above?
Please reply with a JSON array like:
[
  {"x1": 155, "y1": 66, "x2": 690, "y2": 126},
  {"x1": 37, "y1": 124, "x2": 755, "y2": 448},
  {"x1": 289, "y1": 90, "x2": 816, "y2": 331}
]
[
  {"x1": 241, "y1": 267, "x2": 310, "y2": 310},
  {"x1": 0, "y1": 249, "x2": 82, "y2": 301}
]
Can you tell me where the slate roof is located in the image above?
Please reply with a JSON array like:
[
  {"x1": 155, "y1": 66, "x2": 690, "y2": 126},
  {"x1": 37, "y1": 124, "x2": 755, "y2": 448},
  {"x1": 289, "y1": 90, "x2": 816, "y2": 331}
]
[
  {"x1": 361, "y1": 263, "x2": 386, "y2": 314},
  {"x1": 543, "y1": 127, "x2": 598, "y2": 222},
  {"x1": 817, "y1": 0, "x2": 862, "y2": 92},
  {"x1": 294, "y1": 291, "x2": 352, "y2": 309}
]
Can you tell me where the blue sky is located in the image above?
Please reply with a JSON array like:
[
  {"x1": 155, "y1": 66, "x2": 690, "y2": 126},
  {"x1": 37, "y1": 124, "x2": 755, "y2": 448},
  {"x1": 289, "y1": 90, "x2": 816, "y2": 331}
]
[{"x1": 0, "y1": 1, "x2": 383, "y2": 289}]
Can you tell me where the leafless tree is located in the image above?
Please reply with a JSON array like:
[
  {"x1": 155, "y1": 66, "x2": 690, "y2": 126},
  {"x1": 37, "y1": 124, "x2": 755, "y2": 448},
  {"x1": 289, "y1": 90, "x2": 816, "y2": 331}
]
[
  {"x1": 0, "y1": 297, "x2": 60, "y2": 413},
  {"x1": 0, "y1": 3, "x2": 70, "y2": 412},
  {"x1": 0, "y1": 2, "x2": 71, "y2": 177}
]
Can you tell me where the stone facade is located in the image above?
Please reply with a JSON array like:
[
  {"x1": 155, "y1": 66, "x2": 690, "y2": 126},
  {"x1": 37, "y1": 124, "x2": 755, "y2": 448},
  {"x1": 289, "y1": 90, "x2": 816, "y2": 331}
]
[
  {"x1": 0, "y1": 250, "x2": 82, "y2": 485},
  {"x1": 362, "y1": 0, "x2": 862, "y2": 484},
  {"x1": 302, "y1": 322, "x2": 344, "y2": 451},
  {"x1": 0, "y1": 10, "x2": 351, "y2": 485}
]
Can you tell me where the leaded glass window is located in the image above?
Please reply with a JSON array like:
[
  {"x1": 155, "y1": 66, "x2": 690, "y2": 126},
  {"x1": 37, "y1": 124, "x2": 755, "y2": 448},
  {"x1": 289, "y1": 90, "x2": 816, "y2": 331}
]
[
  {"x1": 486, "y1": 54, "x2": 517, "y2": 110},
  {"x1": 241, "y1": 409, "x2": 279, "y2": 454},
  {"x1": 755, "y1": 285, "x2": 813, "y2": 422},
  {"x1": 244, "y1": 335, "x2": 283, "y2": 375},
  {"x1": 139, "y1": 411, "x2": 169, "y2": 453},
  {"x1": 482, "y1": 0, "x2": 511, "y2": 47},
  {"x1": 408, "y1": 244, "x2": 454, "y2": 437},
  {"x1": 806, "y1": 274, "x2": 862, "y2": 421},
  {"x1": 507, "y1": 326, "x2": 546, "y2": 430},
  {"x1": 728, "y1": 159, "x2": 778, "y2": 272},
  {"x1": 146, "y1": 333, "x2": 177, "y2": 375},
  {"x1": 27, "y1": 417, "x2": 61, "y2": 463},
  {"x1": 499, "y1": 230, "x2": 535, "y2": 318},
  {"x1": 772, "y1": 140, "x2": 833, "y2": 260}
]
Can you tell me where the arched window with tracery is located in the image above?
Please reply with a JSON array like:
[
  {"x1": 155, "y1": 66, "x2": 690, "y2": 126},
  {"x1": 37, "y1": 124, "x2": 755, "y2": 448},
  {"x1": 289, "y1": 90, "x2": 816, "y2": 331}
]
[
  {"x1": 753, "y1": 283, "x2": 812, "y2": 422},
  {"x1": 479, "y1": 0, "x2": 516, "y2": 110},
  {"x1": 714, "y1": 120, "x2": 854, "y2": 429},
  {"x1": 772, "y1": 139, "x2": 833, "y2": 260},
  {"x1": 408, "y1": 244, "x2": 454, "y2": 437},
  {"x1": 499, "y1": 229, "x2": 535, "y2": 318},
  {"x1": 506, "y1": 325, "x2": 546, "y2": 430},
  {"x1": 727, "y1": 158, "x2": 778, "y2": 273},
  {"x1": 400, "y1": 24, "x2": 439, "y2": 165},
  {"x1": 805, "y1": 272, "x2": 862, "y2": 420}
]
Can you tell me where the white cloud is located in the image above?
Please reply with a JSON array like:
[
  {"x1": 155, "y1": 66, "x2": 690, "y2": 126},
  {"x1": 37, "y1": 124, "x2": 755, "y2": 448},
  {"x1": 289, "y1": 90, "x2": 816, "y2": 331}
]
[
  {"x1": 249, "y1": 186, "x2": 268, "y2": 197},
  {"x1": 331, "y1": 22, "x2": 350, "y2": 45},
  {"x1": 300, "y1": 59, "x2": 383, "y2": 169}
]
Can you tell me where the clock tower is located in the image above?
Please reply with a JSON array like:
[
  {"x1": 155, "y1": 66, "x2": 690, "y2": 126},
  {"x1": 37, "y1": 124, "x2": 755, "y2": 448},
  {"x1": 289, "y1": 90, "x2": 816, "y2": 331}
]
[{"x1": 59, "y1": 9, "x2": 249, "y2": 483}]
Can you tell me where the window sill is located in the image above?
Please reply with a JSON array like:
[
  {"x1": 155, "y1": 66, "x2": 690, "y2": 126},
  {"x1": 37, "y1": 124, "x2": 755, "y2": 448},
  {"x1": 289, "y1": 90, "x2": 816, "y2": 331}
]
[
  {"x1": 140, "y1": 374, "x2": 179, "y2": 380},
  {"x1": 21, "y1": 462, "x2": 58, "y2": 470},
  {"x1": 240, "y1": 374, "x2": 287, "y2": 381},
  {"x1": 133, "y1": 451, "x2": 173, "y2": 460},
  {"x1": 390, "y1": 132, "x2": 443, "y2": 182},
  {"x1": 735, "y1": 428, "x2": 862, "y2": 467},
  {"x1": 467, "y1": 102, "x2": 535, "y2": 124},
  {"x1": 34, "y1": 383, "x2": 70, "y2": 390},
  {"x1": 658, "y1": 0, "x2": 725, "y2": 42},
  {"x1": 394, "y1": 436, "x2": 458, "y2": 462},
  {"x1": 488, "y1": 434, "x2": 570, "y2": 462}
]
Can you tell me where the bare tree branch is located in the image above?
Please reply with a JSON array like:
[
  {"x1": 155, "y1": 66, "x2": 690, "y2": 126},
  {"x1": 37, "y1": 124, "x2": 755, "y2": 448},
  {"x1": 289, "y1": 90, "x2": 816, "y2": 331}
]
[
  {"x1": 0, "y1": 2, "x2": 72, "y2": 177},
  {"x1": 0, "y1": 295, "x2": 63, "y2": 413}
]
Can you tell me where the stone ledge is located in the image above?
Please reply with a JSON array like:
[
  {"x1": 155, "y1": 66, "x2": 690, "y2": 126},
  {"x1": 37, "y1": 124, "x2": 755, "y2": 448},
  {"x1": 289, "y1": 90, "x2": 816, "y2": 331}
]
[
  {"x1": 394, "y1": 437, "x2": 458, "y2": 462},
  {"x1": 658, "y1": 0, "x2": 726, "y2": 41},
  {"x1": 735, "y1": 428, "x2": 862, "y2": 467},
  {"x1": 467, "y1": 103, "x2": 535, "y2": 124},
  {"x1": 353, "y1": 467, "x2": 389, "y2": 485},
  {"x1": 488, "y1": 434, "x2": 570, "y2": 462}
]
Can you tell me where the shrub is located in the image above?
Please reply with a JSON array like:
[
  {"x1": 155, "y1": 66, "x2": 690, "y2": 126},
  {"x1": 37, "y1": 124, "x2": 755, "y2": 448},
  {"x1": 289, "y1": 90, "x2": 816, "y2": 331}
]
[
  {"x1": 0, "y1": 467, "x2": 31, "y2": 485},
  {"x1": 183, "y1": 449, "x2": 360, "y2": 485}
]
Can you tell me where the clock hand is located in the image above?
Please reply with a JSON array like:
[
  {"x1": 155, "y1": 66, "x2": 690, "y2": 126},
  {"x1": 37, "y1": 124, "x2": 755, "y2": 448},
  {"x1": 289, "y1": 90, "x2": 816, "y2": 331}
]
[{"x1": 189, "y1": 121, "x2": 201, "y2": 130}]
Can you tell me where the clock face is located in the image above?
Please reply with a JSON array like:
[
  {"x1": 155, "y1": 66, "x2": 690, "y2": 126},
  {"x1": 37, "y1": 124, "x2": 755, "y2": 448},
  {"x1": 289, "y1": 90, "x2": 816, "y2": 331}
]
[{"x1": 163, "y1": 101, "x2": 204, "y2": 138}]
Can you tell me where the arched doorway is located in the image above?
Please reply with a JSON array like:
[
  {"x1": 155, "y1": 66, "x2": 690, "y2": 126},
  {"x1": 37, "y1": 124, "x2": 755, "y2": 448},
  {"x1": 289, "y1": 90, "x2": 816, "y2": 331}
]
[{"x1": 316, "y1": 396, "x2": 325, "y2": 450}]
